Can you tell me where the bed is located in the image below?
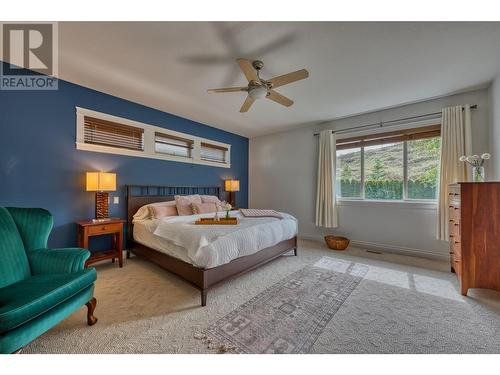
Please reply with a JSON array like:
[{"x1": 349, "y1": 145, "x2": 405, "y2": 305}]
[{"x1": 126, "y1": 185, "x2": 298, "y2": 306}]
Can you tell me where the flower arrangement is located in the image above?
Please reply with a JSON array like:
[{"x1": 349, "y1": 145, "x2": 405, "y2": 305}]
[
  {"x1": 221, "y1": 201, "x2": 232, "y2": 219},
  {"x1": 459, "y1": 153, "x2": 490, "y2": 182}
]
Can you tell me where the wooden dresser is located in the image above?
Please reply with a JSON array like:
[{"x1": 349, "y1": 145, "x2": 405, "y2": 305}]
[{"x1": 448, "y1": 182, "x2": 500, "y2": 296}]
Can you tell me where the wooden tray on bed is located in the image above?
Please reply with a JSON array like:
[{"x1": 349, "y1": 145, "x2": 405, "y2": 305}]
[{"x1": 194, "y1": 217, "x2": 238, "y2": 225}]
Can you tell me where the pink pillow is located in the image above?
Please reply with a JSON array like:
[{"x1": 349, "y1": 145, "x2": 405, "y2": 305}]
[
  {"x1": 150, "y1": 205, "x2": 178, "y2": 219},
  {"x1": 175, "y1": 195, "x2": 202, "y2": 216},
  {"x1": 191, "y1": 202, "x2": 218, "y2": 214},
  {"x1": 200, "y1": 195, "x2": 223, "y2": 210}
]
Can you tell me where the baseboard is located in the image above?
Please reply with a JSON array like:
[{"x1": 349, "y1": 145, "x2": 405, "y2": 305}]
[{"x1": 298, "y1": 234, "x2": 449, "y2": 261}]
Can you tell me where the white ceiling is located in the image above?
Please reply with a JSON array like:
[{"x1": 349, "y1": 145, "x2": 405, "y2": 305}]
[{"x1": 56, "y1": 22, "x2": 500, "y2": 138}]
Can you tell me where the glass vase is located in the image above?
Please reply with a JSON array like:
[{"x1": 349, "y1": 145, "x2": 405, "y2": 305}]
[{"x1": 472, "y1": 166, "x2": 485, "y2": 182}]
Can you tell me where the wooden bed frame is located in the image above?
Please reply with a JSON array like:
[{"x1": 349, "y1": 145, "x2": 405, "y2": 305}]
[{"x1": 126, "y1": 185, "x2": 297, "y2": 306}]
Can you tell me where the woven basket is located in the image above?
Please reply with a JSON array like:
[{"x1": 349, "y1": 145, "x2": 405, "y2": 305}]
[{"x1": 324, "y1": 235, "x2": 350, "y2": 251}]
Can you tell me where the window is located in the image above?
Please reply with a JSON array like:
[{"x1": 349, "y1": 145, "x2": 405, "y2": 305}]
[
  {"x1": 364, "y1": 142, "x2": 404, "y2": 200},
  {"x1": 335, "y1": 125, "x2": 441, "y2": 201},
  {"x1": 76, "y1": 107, "x2": 231, "y2": 168},
  {"x1": 155, "y1": 132, "x2": 193, "y2": 158},
  {"x1": 84, "y1": 116, "x2": 144, "y2": 151},
  {"x1": 200, "y1": 142, "x2": 228, "y2": 164},
  {"x1": 336, "y1": 147, "x2": 361, "y2": 198},
  {"x1": 407, "y1": 137, "x2": 440, "y2": 199}
]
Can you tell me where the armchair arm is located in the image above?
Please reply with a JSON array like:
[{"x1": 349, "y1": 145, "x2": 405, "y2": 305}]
[{"x1": 28, "y1": 248, "x2": 91, "y2": 274}]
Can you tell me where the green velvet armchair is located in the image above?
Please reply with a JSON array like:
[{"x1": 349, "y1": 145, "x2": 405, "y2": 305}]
[{"x1": 0, "y1": 207, "x2": 97, "y2": 353}]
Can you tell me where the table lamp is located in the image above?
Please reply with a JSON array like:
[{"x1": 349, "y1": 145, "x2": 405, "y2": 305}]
[
  {"x1": 86, "y1": 172, "x2": 116, "y2": 221},
  {"x1": 224, "y1": 179, "x2": 240, "y2": 207}
]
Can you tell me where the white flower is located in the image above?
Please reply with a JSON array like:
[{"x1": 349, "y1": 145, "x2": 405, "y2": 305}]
[
  {"x1": 466, "y1": 156, "x2": 473, "y2": 162},
  {"x1": 471, "y1": 155, "x2": 480, "y2": 161},
  {"x1": 481, "y1": 153, "x2": 491, "y2": 160},
  {"x1": 459, "y1": 156, "x2": 468, "y2": 162}
]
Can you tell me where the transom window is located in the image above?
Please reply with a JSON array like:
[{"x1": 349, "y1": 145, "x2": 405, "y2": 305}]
[
  {"x1": 336, "y1": 125, "x2": 441, "y2": 201},
  {"x1": 155, "y1": 132, "x2": 193, "y2": 158},
  {"x1": 76, "y1": 107, "x2": 231, "y2": 168}
]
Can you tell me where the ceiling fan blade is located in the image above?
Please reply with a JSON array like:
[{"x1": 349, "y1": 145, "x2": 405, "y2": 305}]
[
  {"x1": 207, "y1": 87, "x2": 247, "y2": 93},
  {"x1": 240, "y1": 96, "x2": 255, "y2": 112},
  {"x1": 236, "y1": 58, "x2": 259, "y2": 82},
  {"x1": 266, "y1": 90, "x2": 294, "y2": 107},
  {"x1": 269, "y1": 69, "x2": 309, "y2": 89}
]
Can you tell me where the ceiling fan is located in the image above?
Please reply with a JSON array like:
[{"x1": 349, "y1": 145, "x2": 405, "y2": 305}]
[{"x1": 207, "y1": 59, "x2": 309, "y2": 112}]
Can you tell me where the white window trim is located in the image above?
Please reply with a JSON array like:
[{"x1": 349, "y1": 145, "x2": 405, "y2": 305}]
[
  {"x1": 75, "y1": 107, "x2": 231, "y2": 168},
  {"x1": 335, "y1": 120, "x2": 440, "y2": 203}
]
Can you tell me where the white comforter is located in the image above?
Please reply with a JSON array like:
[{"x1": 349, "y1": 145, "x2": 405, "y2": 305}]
[{"x1": 152, "y1": 211, "x2": 297, "y2": 269}]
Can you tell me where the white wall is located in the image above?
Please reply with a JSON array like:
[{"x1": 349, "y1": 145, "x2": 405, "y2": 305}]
[
  {"x1": 490, "y1": 77, "x2": 500, "y2": 179},
  {"x1": 250, "y1": 89, "x2": 491, "y2": 260}
]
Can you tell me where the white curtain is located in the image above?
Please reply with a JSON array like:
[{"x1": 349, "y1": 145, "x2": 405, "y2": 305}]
[
  {"x1": 315, "y1": 129, "x2": 338, "y2": 228},
  {"x1": 436, "y1": 105, "x2": 472, "y2": 240}
]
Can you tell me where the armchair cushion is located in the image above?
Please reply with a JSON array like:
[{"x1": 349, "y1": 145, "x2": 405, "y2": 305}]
[
  {"x1": 28, "y1": 248, "x2": 91, "y2": 275},
  {"x1": 0, "y1": 268, "x2": 97, "y2": 333}
]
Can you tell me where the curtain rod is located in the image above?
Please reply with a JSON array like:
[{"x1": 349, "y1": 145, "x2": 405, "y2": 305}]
[{"x1": 313, "y1": 104, "x2": 478, "y2": 136}]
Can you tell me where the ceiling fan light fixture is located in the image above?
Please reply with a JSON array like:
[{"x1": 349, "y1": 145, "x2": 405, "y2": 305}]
[
  {"x1": 248, "y1": 86, "x2": 268, "y2": 100},
  {"x1": 208, "y1": 58, "x2": 309, "y2": 112}
]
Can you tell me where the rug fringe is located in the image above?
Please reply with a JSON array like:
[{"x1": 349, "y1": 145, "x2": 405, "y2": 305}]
[{"x1": 194, "y1": 332, "x2": 240, "y2": 354}]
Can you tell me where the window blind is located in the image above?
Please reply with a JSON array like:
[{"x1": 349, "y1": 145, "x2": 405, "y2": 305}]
[
  {"x1": 84, "y1": 116, "x2": 144, "y2": 151},
  {"x1": 155, "y1": 132, "x2": 193, "y2": 158},
  {"x1": 336, "y1": 124, "x2": 440, "y2": 150},
  {"x1": 200, "y1": 142, "x2": 228, "y2": 163}
]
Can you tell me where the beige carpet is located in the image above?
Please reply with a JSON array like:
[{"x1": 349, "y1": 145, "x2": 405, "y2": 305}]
[{"x1": 23, "y1": 240, "x2": 500, "y2": 353}]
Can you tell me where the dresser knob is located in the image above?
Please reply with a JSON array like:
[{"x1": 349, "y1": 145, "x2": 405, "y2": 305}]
[{"x1": 102, "y1": 226, "x2": 107, "y2": 230}]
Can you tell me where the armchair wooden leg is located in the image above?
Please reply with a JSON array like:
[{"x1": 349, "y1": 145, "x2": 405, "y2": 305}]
[{"x1": 85, "y1": 297, "x2": 98, "y2": 326}]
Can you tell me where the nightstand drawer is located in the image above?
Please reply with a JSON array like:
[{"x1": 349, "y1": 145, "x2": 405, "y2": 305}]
[{"x1": 87, "y1": 222, "x2": 123, "y2": 235}]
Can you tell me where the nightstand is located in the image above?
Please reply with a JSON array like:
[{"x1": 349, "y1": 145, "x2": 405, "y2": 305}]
[{"x1": 76, "y1": 218, "x2": 126, "y2": 267}]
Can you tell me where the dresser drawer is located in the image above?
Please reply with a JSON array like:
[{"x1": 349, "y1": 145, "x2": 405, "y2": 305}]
[
  {"x1": 448, "y1": 205, "x2": 460, "y2": 223},
  {"x1": 448, "y1": 194, "x2": 460, "y2": 207},
  {"x1": 452, "y1": 255, "x2": 462, "y2": 277},
  {"x1": 87, "y1": 222, "x2": 123, "y2": 235},
  {"x1": 449, "y1": 219, "x2": 460, "y2": 239},
  {"x1": 451, "y1": 239, "x2": 462, "y2": 259}
]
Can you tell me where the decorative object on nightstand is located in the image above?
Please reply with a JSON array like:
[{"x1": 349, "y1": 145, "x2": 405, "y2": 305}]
[
  {"x1": 77, "y1": 218, "x2": 125, "y2": 267},
  {"x1": 224, "y1": 179, "x2": 240, "y2": 207},
  {"x1": 86, "y1": 171, "x2": 116, "y2": 221},
  {"x1": 324, "y1": 235, "x2": 350, "y2": 251}
]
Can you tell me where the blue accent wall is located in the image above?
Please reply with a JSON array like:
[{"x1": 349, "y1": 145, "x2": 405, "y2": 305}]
[{"x1": 0, "y1": 62, "x2": 248, "y2": 248}]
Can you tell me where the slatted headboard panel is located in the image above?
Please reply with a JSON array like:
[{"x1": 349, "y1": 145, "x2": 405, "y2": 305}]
[{"x1": 125, "y1": 185, "x2": 221, "y2": 242}]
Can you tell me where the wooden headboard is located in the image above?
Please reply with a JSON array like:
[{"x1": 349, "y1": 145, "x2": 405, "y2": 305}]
[{"x1": 125, "y1": 185, "x2": 221, "y2": 242}]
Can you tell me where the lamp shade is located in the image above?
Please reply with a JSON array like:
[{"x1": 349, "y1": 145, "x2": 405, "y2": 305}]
[
  {"x1": 225, "y1": 179, "x2": 240, "y2": 192},
  {"x1": 86, "y1": 172, "x2": 116, "y2": 192}
]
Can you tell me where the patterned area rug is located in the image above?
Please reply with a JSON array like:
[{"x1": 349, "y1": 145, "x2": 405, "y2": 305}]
[{"x1": 199, "y1": 257, "x2": 369, "y2": 353}]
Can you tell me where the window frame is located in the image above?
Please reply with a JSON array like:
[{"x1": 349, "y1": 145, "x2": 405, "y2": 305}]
[
  {"x1": 75, "y1": 107, "x2": 231, "y2": 168},
  {"x1": 335, "y1": 124, "x2": 440, "y2": 203}
]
